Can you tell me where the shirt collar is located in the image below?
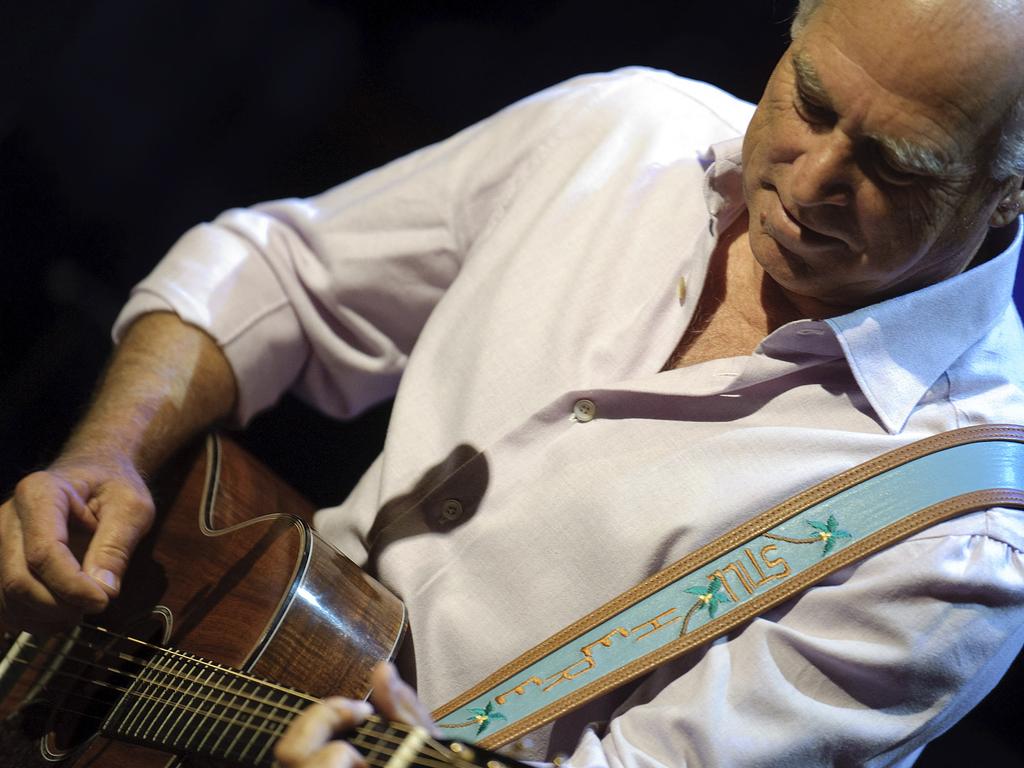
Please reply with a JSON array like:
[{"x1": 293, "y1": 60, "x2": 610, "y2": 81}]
[
  {"x1": 701, "y1": 137, "x2": 746, "y2": 235},
  {"x1": 703, "y1": 137, "x2": 1024, "y2": 435},
  {"x1": 825, "y1": 223, "x2": 1021, "y2": 434}
]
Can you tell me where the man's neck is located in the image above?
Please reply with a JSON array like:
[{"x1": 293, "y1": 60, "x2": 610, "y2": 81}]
[{"x1": 723, "y1": 214, "x2": 813, "y2": 333}]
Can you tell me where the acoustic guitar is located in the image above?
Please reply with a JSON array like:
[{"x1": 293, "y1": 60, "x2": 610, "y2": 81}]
[{"x1": 0, "y1": 435, "x2": 525, "y2": 768}]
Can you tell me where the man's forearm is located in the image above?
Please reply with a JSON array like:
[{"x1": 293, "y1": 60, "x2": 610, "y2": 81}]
[{"x1": 61, "y1": 311, "x2": 238, "y2": 477}]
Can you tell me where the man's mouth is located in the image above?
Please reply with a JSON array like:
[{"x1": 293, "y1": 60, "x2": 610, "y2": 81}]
[{"x1": 764, "y1": 194, "x2": 850, "y2": 254}]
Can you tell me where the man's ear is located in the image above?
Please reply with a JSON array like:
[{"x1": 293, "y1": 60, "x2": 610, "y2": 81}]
[{"x1": 990, "y1": 175, "x2": 1024, "y2": 228}]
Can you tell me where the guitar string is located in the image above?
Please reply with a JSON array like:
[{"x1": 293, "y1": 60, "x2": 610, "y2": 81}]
[{"x1": 7, "y1": 653, "x2": 480, "y2": 768}]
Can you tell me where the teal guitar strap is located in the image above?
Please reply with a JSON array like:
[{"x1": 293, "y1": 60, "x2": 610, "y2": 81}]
[{"x1": 432, "y1": 424, "x2": 1024, "y2": 749}]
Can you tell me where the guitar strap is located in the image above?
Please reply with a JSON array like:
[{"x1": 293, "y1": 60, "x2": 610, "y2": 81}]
[{"x1": 432, "y1": 424, "x2": 1024, "y2": 749}]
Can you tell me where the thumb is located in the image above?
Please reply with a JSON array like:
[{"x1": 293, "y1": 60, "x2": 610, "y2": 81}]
[{"x1": 80, "y1": 488, "x2": 154, "y2": 602}]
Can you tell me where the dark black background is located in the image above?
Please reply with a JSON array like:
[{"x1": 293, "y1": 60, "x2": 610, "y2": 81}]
[{"x1": 1, "y1": 2, "x2": 1020, "y2": 763}]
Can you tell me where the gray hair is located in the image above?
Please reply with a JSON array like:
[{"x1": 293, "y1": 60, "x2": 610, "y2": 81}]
[{"x1": 789, "y1": 0, "x2": 1024, "y2": 180}]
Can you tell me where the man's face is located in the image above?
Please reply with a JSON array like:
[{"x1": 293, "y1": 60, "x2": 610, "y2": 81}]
[{"x1": 742, "y1": 0, "x2": 1022, "y2": 312}]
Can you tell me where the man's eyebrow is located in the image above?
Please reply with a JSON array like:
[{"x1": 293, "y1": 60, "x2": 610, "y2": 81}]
[
  {"x1": 872, "y1": 134, "x2": 973, "y2": 180},
  {"x1": 792, "y1": 51, "x2": 832, "y2": 106}
]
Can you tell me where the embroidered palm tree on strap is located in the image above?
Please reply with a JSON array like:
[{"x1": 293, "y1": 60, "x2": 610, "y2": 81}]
[
  {"x1": 765, "y1": 514, "x2": 852, "y2": 556},
  {"x1": 680, "y1": 576, "x2": 730, "y2": 635},
  {"x1": 438, "y1": 700, "x2": 508, "y2": 735}
]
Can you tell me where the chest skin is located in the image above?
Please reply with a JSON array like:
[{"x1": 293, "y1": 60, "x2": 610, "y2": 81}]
[{"x1": 664, "y1": 215, "x2": 787, "y2": 370}]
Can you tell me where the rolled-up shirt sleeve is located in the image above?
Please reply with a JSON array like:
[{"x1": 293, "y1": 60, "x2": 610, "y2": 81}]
[
  {"x1": 558, "y1": 512, "x2": 1024, "y2": 767},
  {"x1": 113, "y1": 74, "x2": 607, "y2": 424}
]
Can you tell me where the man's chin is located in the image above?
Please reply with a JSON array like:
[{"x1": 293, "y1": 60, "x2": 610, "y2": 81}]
[
  {"x1": 752, "y1": 244, "x2": 860, "y2": 317},
  {"x1": 750, "y1": 230, "x2": 815, "y2": 283}
]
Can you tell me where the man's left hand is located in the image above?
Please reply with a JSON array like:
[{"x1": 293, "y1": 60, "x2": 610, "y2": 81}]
[{"x1": 274, "y1": 662, "x2": 440, "y2": 768}]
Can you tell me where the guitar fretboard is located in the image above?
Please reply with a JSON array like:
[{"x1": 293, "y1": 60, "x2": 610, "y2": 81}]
[{"x1": 103, "y1": 646, "x2": 306, "y2": 767}]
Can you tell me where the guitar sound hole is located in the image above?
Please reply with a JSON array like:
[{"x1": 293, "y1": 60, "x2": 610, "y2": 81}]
[{"x1": 38, "y1": 614, "x2": 168, "y2": 760}]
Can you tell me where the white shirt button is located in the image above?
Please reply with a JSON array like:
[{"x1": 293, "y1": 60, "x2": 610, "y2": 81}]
[
  {"x1": 440, "y1": 499, "x2": 463, "y2": 522},
  {"x1": 572, "y1": 398, "x2": 597, "y2": 422}
]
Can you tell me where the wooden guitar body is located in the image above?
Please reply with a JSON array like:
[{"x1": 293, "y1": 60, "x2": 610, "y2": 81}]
[{"x1": 0, "y1": 435, "x2": 407, "y2": 768}]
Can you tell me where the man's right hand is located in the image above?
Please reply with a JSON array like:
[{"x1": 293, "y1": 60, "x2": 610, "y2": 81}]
[
  {"x1": 0, "y1": 456, "x2": 154, "y2": 634},
  {"x1": 1, "y1": 312, "x2": 238, "y2": 636}
]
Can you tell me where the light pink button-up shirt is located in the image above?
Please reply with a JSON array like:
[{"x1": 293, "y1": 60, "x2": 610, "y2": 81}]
[{"x1": 115, "y1": 68, "x2": 1024, "y2": 767}]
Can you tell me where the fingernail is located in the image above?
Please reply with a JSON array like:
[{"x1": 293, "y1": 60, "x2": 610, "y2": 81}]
[
  {"x1": 351, "y1": 700, "x2": 374, "y2": 719},
  {"x1": 89, "y1": 568, "x2": 119, "y2": 591},
  {"x1": 325, "y1": 698, "x2": 374, "y2": 720}
]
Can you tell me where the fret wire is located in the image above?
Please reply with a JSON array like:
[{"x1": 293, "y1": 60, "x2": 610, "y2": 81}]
[
  {"x1": 193, "y1": 670, "x2": 232, "y2": 755},
  {"x1": 149, "y1": 655, "x2": 193, "y2": 746},
  {"x1": 177, "y1": 661, "x2": 218, "y2": 752},
  {"x1": 166, "y1": 656, "x2": 204, "y2": 750},
  {"x1": 235, "y1": 678, "x2": 264, "y2": 762},
  {"x1": 140, "y1": 654, "x2": 185, "y2": 741},
  {"x1": 118, "y1": 645, "x2": 163, "y2": 738},
  {"x1": 223, "y1": 678, "x2": 258, "y2": 760},
  {"x1": 253, "y1": 689, "x2": 297, "y2": 766},
  {"x1": 207, "y1": 672, "x2": 245, "y2": 757}
]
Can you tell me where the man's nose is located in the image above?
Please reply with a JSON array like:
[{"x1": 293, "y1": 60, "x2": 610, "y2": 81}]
[{"x1": 789, "y1": 134, "x2": 856, "y2": 208}]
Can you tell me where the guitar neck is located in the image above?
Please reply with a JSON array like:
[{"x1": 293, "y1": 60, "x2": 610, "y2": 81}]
[{"x1": 100, "y1": 642, "x2": 521, "y2": 768}]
